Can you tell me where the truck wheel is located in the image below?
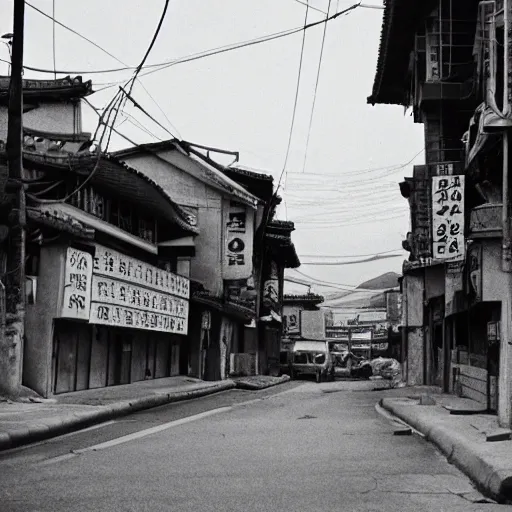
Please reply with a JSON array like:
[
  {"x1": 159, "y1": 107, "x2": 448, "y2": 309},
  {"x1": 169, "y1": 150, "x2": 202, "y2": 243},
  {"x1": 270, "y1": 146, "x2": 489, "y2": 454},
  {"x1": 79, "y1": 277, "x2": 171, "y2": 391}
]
[{"x1": 316, "y1": 371, "x2": 321, "y2": 383}]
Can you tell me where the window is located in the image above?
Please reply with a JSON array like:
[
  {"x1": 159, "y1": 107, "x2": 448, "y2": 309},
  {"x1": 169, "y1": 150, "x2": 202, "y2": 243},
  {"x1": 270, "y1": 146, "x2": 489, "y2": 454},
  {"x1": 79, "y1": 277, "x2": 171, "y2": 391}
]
[{"x1": 294, "y1": 353, "x2": 307, "y2": 364}]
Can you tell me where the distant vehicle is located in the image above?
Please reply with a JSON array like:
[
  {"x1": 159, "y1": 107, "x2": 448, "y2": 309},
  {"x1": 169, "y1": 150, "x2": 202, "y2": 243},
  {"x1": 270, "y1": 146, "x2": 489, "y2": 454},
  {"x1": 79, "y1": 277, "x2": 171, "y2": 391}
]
[{"x1": 282, "y1": 340, "x2": 335, "y2": 383}]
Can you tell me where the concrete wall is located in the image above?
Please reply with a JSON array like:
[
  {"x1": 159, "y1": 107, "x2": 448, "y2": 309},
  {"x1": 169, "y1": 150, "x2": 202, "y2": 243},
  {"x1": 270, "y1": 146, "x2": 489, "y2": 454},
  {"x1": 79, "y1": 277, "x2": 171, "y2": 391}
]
[
  {"x1": 454, "y1": 364, "x2": 488, "y2": 406},
  {"x1": 407, "y1": 327, "x2": 424, "y2": 385},
  {"x1": 403, "y1": 273, "x2": 424, "y2": 327},
  {"x1": 481, "y1": 240, "x2": 506, "y2": 302},
  {"x1": 0, "y1": 102, "x2": 81, "y2": 142},
  {"x1": 24, "y1": 244, "x2": 66, "y2": 397},
  {"x1": 122, "y1": 151, "x2": 224, "y2": 295}
]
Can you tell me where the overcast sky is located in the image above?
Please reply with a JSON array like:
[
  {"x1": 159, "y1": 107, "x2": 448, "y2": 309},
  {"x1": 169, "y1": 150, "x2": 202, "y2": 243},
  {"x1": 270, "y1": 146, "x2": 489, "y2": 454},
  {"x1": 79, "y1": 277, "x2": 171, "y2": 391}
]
[{"x1": 1, "y1": 0, "x2": 425, "y2": 294}]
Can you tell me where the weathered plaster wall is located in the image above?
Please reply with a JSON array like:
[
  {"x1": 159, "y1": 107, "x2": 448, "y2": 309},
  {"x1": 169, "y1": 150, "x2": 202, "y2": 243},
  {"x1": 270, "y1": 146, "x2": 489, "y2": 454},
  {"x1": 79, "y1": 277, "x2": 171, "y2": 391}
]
[
  {"x1": 403, "y1": 273, "x2": 424, "y2": 327},
  {"x1": 121, "y1": 152, "x2": 224, "y2": 295},
  {"x1": 24, "y1": 244, "x2": 66, "y2": 397},
  {"x1": 407, "y1": 327, "x2": 424, "y2": 385},
  {"x1": 481, "y1": 239, "x2": 506, "y2": 302},
  {"x1": 0, "y1": 102, "x2": 81, "y2": 142}
]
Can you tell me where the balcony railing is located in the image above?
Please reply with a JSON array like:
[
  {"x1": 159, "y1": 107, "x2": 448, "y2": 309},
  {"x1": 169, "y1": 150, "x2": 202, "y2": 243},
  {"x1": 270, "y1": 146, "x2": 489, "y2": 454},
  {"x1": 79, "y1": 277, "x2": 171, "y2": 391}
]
[{"x1": 469, "y1": 203, "x2": 502, "y2": 237}]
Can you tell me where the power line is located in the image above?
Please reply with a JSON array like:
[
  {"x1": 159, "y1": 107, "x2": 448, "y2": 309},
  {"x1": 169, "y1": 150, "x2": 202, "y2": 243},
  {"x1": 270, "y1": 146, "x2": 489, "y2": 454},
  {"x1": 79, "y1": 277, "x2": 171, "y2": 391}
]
[
  {"x1": 18, "y1": 4, "x2": 362, "y2": 77},
  {"x1": 106, "y1": 0, "x2": 170, "y2": 151},
  {"x1": 288, "y1": 268, "x2": 394, "y2": 292},
  {"x1": 276, "y1": 0, "x2": 310, "y2": 196},
  {"x1": 25, "y1": 0, "x2": 181, "y2": 138},
  {"x1": 300, "y1": 253, "x2": 403, "y2": 265},
  {"x1": 302, "y1": 0, "x2": 332, "y2": 174},
  {"x1": 292, "y1": 0, "x2": 327, "y2": 14},
  {"x1": 300, "y1": 248, "x2": 403, "y2": 258},
  {"x1": 294, "y1": 212, "x2": 407, "y2": 229}
]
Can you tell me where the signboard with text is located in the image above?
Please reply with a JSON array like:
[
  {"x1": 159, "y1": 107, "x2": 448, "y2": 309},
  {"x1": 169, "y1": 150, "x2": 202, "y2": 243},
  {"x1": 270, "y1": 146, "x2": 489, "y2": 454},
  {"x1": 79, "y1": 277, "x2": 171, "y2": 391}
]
[
  {"x1": 222, "y1": 201, "x2": 254, "y2": 280},
  {"x1": 60, "y1": 247, "x2": 93, "y2": 321},
  {"x1": 432, "y1": 175, "x2": 465, "y2": 261},
  {"x1": 58, "y1": 244, "x2": 190, "y2": 335},
  {"x1": 90, "y1": 245, "x2": 189, "y2": 334}
]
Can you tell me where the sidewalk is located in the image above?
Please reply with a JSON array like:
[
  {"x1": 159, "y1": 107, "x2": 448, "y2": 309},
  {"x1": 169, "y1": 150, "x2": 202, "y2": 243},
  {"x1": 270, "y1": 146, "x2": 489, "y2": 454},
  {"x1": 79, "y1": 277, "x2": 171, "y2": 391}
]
[
  {"x1": 380, "y1": 389, "x2": 512, "y2": 503},
  {"x1": 0, "y1": 375, "x2": 288, "y2": 452}
]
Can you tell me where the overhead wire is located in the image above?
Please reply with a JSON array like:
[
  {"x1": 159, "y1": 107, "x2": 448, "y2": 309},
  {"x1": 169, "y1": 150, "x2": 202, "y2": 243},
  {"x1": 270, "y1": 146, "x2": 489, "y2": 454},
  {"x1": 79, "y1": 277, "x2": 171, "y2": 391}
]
[
  {"x1": 301, "y1": 248, "x2": 404, "y2": 258},
  {"x1": 288, "y1": 268, "x2": 395, "y2": 292},
  {"x1": 302, "y1": 0, "x2": 332, "y2": 174},
  {"x1": 25, "y1": 0, "x2": 181, "y2": 139},
  {"x1": 299, "y1": 253, "x2": 403, "y2": 265},
  {"x1": 278, "y1": 0, "x2": 310, "y2": 220},
  {"x1": 29, "y1": 1, "x2": 171, "y2": 205},
  {"x1": 18, "y1": 3, "x2": 362, "y2": 78},
  {"x1": 292, "y1": 0, "x2": 326, "y2": 14}
]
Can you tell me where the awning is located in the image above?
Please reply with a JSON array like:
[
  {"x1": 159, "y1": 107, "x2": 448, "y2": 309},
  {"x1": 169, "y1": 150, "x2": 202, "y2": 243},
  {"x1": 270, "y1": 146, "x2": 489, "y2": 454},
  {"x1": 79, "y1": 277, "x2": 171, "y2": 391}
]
[
  {"x1": 33, "y1": 203, "x2": 157, "y2": 254},
  {"x1": 26, "y1": 206, "x2": 95, "y2": 239},
  {"x1": 191, "y1": 292, "x2": 256, "y2": 322}
]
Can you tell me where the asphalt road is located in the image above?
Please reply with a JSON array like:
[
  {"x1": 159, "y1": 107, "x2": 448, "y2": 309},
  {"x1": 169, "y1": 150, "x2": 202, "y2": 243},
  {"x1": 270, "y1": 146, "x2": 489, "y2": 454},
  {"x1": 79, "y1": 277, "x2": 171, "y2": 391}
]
[{"x1": 0, "y1": 379, "x2": 510, "y2": 512}]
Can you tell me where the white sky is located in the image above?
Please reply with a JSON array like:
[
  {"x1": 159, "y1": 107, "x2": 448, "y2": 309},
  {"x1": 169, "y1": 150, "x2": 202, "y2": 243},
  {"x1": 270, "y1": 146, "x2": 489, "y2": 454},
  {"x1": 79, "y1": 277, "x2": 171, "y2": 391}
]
[{"x1": 1, "y1": 0, "x2": 425, "y2": 294}]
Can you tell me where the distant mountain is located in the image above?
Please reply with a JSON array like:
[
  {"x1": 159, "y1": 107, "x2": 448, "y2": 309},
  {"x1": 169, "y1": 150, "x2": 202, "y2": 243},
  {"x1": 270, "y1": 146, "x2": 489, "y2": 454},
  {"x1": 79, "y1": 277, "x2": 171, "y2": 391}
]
[{"x1": 357, "y1": 272, "x2": 400, "y2": 290}]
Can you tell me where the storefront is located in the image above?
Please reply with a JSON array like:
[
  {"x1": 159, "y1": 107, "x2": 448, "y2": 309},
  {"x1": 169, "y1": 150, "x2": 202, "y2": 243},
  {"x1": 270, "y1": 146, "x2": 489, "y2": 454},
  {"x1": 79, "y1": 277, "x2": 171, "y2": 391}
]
[
  {"x1": 19, "y1": 151, "x2": 197, "y2": 398},
  {"x1": 25, "y1": 242, "x2": 190, "y2": 396}
]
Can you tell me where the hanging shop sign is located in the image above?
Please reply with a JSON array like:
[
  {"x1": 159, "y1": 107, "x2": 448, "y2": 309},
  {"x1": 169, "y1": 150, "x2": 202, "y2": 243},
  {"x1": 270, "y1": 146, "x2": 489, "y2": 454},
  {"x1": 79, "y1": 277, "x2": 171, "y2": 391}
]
[
  {"x1": 467, "y1": 242, "x2": 482, "y2": 302},
  {"x1": 90, "y1": 245, "x2": 189, "y2": 334},
  {"x1": 222, "y1": 201, "x2": 254, "y2": 280},
  {"x1": 262, "y1": 261, "x2": 280, "y2": 312},
  {"x1": 432, "y1": 175, "x2": 465, "y2": 261},
  {"x1": 60, "y1": 247, "x2": 93, "y2": 321},
  {"x1": 284, "y1": 306, "x2": 301, "y2": 335}
]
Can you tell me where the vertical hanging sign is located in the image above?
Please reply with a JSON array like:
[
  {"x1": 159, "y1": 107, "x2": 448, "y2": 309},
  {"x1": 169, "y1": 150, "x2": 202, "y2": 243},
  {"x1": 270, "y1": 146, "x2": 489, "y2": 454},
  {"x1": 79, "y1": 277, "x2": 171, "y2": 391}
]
[
  {"x1": 432, "y1": 175, "x2": 465, "y2": 261},
  {"x1": 222, "y1": 200, "x2": 254, "y2": 279},
  {"x1": 60, "y1": 247, "x2": 93, "y2": 321}
]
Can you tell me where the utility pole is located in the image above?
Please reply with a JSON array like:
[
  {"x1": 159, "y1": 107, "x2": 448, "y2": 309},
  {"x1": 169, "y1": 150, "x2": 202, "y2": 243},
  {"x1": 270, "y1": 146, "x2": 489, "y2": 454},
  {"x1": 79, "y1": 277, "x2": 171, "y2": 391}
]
[
  {"x1": 499, "y1": 0, "x2": 512, "y2": 427},
  {"x1": 1, "y1": 0, "x2": 25, "y2": 396}
]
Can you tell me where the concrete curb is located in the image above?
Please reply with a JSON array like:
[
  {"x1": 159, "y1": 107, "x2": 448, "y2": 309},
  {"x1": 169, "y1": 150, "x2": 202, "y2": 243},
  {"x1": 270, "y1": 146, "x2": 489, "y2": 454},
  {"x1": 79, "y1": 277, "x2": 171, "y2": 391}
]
[
  {"x1": 380, "y1": 398, "x2": 512, "y2": 503},
  {"x1": 234, "y1": 375, "x2": 291, "y2": 390},
  {"x1": 0, "y1": 380, "x2": 235, "y2": 452}
]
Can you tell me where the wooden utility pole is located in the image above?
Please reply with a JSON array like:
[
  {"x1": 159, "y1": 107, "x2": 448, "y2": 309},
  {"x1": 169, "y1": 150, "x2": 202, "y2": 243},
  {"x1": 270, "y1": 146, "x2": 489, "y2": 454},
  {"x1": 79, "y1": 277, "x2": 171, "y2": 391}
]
[{"x1": 1, "y1": 0, "x2": 25, "y2": 396}]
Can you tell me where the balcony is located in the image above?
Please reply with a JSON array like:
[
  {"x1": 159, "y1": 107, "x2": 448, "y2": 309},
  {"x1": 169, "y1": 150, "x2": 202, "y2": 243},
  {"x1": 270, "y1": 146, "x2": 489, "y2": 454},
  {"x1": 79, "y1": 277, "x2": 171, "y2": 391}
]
[{"x1": 469, "y1": 204, "x2": 502, "y2": 238}]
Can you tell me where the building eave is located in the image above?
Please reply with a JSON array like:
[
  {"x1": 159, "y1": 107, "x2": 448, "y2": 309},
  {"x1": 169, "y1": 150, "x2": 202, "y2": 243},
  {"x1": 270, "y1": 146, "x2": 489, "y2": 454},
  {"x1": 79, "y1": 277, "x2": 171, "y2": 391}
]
[
  {"x1": 368, "y1": 0, "x2": 437, "y2": 106},
  {"x1": 113, "y1": 140, "x2": 260, "y2": 209},
  {"x1": 21, "y1": 150, "x2": 199, "y2": 236},
  {"x1": 0, "y1": 75, "x2": 94, "y2": 104}
]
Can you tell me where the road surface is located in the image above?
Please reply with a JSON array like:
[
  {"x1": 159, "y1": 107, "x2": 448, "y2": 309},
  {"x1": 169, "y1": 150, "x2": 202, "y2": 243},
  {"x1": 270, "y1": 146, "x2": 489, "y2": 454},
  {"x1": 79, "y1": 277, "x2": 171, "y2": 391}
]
[{"x1": 0, "y1": 379, "x2": 510, "y2": 511}]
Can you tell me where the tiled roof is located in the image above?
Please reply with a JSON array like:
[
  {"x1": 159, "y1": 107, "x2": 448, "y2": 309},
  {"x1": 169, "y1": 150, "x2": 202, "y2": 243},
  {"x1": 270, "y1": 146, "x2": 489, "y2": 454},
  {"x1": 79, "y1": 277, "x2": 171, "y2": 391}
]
[
  {"x1": 225, "y1": 165, "x2": 274, "y2": 182},
  {"x1": 27, "y1": 206, "x2": 95, "y2": 239},
  {"x1": 21, "y1": 150, "x2": 199, "y2": 235},
  {"x1": 265, "y1": 233, "x2": 300, "y2": 268},
  {"x1": 113, "y1": 139, "x2": 260, "y2": 208},
  {"x1": 367, "y1": 0, "x2": 436, "y2": 106},
  {"x1": 0, "y1": 75, "x2": 93, "y2": 103},
  {"x1": 284, "y1": 293, "x2": 324, "y2": 304}
]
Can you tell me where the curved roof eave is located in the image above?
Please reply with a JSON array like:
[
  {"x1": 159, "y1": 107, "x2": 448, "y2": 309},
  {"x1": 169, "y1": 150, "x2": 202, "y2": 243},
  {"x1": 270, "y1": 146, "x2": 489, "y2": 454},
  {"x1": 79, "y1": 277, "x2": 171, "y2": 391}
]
[{"x1": 22, "y1": 150, "x2": 199, "y2": 236}]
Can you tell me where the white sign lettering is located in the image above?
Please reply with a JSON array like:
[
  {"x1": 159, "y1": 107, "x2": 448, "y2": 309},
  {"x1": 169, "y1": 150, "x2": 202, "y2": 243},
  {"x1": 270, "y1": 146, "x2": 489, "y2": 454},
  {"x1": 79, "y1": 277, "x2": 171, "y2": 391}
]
[
  {"x1": 90, "y1": 303, "x2": 187, "y2": 333},
  {"x1": 93, "y1": 244, "x2": 190, "y2": 299},
  {"x1": 60, "y1": 248, "x2": 93, "y2": 321},
  {"x1": 432, "y1": 175, "x2": 465, "y2": 261},
  {"x1": 90, "y1": 245, "x2": 190, "y2": 335}
]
